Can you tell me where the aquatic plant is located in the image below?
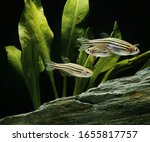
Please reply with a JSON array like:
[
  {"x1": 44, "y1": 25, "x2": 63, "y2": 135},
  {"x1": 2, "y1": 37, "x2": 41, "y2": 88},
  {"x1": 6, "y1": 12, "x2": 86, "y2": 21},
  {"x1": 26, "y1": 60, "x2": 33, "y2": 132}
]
[{"x1": 4, "y1": 0, "x2": 150, "y2": 109}]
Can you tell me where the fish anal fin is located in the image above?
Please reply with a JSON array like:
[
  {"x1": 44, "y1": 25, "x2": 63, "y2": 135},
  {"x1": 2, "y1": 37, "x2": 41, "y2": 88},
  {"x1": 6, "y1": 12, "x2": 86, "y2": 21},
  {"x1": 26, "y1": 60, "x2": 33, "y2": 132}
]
[{"x1": 61, "y1": 56, "x2": 70, "y2": 63}]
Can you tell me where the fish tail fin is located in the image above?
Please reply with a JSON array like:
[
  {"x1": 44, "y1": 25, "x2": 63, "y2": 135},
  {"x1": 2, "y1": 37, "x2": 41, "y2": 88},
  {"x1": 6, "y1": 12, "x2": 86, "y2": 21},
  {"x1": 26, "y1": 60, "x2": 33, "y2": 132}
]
[
  {"x1": 77, "y1": 38, "x2": 91, "y2": 51},
  {"x1": 44, "y1": 59, "x2": 55, "y2": 71}
]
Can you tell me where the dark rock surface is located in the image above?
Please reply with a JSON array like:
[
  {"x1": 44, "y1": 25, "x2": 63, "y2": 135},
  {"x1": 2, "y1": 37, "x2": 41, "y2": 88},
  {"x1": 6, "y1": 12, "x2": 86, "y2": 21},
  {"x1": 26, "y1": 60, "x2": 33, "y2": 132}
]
[{"x1": 0, "y1": 67, "x2": 150, "y2": 124}]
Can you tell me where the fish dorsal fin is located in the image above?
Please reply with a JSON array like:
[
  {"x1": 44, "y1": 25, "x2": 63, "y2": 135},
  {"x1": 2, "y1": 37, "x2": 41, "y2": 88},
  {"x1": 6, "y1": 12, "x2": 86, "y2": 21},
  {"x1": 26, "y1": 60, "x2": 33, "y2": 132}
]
[
  {"x1": 99, "y1": 32, "x2": 110, "y2": 38},
  {"x1": 62, "y1": 57, "x2": 70, "y2": 63}
]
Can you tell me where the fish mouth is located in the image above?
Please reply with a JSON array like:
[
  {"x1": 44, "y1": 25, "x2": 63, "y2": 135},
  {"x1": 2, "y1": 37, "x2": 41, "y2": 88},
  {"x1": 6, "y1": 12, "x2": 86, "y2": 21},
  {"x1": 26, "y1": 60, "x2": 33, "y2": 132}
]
[{"x1": 131, "y1": 48, "x2": 140, "y2": 55}]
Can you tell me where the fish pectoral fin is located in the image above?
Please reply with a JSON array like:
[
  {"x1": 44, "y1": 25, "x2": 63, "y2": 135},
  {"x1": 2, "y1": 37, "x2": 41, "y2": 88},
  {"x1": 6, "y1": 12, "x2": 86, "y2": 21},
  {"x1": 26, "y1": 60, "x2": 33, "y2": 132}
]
[
  {"x1": 59, "y1": 70, "x2": 71, "y2": 77},
  {"x1": 78, "y1": 45, "x2": 90, "y2": 51},
  {"x1": 61, "y1": 56, "x2": 70, "y2": 63}
]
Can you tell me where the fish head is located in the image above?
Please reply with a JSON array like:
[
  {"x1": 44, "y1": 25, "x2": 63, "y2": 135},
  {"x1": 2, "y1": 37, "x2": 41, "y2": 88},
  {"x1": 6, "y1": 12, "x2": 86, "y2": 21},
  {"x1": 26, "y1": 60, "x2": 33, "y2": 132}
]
[
  {"x1": 129, "y1": 44, "x2": 140, "y2": 55},
  {"x1": 108, "y1": 43, "x2": 140, "y2": 56},
  {"x1": 81, "y1": 69, "x2": 93, "y2": 77},
  {"x1": 85, "y1": 47, "x2": 95, "y2": 54}
]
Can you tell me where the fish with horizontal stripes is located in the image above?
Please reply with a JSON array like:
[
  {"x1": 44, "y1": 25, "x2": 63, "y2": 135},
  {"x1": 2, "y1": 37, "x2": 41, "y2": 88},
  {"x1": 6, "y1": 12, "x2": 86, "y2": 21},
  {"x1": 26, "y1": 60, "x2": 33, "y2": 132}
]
[
  {"x1": 78, "y1": 37, "x2": 140, "y2": 56},
  {"x1": 45, "y1": 59, "x2": 93, "y2": 78}
]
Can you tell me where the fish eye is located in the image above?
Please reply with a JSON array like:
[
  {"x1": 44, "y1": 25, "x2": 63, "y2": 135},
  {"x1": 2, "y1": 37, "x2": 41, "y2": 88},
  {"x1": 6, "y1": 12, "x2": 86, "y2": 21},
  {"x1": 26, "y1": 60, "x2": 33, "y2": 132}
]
[
  {"x1": 86, "y1": 49, "x2": 90, "y2": 52},
  {"x1": 135, "y1": 48, "x2": 139, "y2": 51},
  {"x1": 134, "y1": 47, "x2": 139, "y2": 53},
  {"x1": 82, "y1": 70, "x2": 89, "y2": 75},
  {"x1": 90, "y1": 48, "x2": 95, "y2": 53}
]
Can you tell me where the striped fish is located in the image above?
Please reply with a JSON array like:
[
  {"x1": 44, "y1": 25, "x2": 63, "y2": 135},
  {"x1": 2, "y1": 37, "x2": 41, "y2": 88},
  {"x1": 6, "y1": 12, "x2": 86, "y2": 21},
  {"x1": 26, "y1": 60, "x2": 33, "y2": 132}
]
[
  {"x1": 78, "y1": 37, "x2": 140, "y2": 56},
  {"x1": 45, "y1": 60, "x2": 93, "y2": 78}
]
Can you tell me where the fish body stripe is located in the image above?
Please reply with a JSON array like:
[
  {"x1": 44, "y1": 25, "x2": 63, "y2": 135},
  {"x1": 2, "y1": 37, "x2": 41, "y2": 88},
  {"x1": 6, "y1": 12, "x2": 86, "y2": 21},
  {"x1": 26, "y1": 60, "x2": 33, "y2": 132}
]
[
  {"x1": 89, "y1": 38, "x2": 132, "y2": 50},
  {"x1": 89, "y1": 38, "x2": 131, "y2": 46}
]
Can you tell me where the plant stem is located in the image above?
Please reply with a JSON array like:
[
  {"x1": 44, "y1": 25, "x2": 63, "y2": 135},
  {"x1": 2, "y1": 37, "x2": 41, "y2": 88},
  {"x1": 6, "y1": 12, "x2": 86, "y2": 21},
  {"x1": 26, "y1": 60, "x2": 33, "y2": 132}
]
[
  {"x1": 24, "y1": 70, "x2": 41, "y2": 110},
  {"x1": 62, "y1": 76, "x2": 67, "y2": 97},
  {"x1": 73, "y1": 78, "x2": 82, "y2": 96},
  {"x1": 73, "y1": 55, "x2": 95, "y2": 95},
  {"x1": 30, "y1": 81, "x2": 41, "y2": 110},
  {"x1": 47, "y1": 72, "x2": 59, "y2": 99}
]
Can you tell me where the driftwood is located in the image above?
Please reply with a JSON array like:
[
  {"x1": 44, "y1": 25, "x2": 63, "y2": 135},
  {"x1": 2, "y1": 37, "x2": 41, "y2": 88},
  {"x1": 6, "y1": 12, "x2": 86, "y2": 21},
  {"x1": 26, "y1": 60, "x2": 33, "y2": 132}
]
[{"x1": 0, "y1": 67, "x2": 150, "y2": 124}]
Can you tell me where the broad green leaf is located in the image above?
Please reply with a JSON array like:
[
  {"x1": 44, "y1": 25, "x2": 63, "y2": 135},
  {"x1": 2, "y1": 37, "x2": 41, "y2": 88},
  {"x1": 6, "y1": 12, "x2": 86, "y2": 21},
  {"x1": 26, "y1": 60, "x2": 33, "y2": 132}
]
[
  {"x1": 19, "y1": 0, "x2": 54, "y2": 60},
  {"x1": 5, "y1": 46, "x2": 23, "y2": 76},
  {"x1": 61, "y1": 0, "x2": 89, "y2": 62},
  {"x1": 5, "y1": 46, "x2": 45, "y2": 74},
  {"x1": 19, "y1": 0, "x2": 55, "y2": 109},
  {"x1": 87, "y1": 21, "x2": 121, "y2": 89}
]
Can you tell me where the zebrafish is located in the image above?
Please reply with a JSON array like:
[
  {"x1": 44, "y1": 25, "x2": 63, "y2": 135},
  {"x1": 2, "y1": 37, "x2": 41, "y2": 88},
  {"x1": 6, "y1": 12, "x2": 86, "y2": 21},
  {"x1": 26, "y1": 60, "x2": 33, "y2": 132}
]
[
  {"x1": 78, "y1": 37, "x2": 140, "y2": 56},
  {"x1": 45, "y1": 60, "x2": 93, "y2": 78}
]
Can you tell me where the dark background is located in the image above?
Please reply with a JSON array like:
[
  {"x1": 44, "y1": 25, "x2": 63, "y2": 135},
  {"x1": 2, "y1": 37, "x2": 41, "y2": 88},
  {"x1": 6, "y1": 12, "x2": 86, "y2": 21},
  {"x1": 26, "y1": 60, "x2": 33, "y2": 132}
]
[{"x1": 0, "y1": 0, "x2": 149, "y2": 118}]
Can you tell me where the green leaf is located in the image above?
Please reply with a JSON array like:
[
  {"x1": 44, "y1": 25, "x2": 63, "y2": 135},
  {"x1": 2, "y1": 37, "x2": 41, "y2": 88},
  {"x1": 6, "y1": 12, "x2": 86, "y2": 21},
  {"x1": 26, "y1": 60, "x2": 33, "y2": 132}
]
[
  {"x1": 61, "y1": 0, "x2": 89, "y2": 97},
  {"x1": 19, "y1": 0, "x2": 57, "y2": 108},
  {"x1": 87, "y1": 21, "x2": 121, "y2": 89},
  {"x1": 5, "y1": 46, "x2": 23, "y2": 76},
  {"x1": 5, "y1": 46, "x2": 45, "y2": 74},
  {"x1": 61, "y1": 0, "x2": 89, "y2": 62},
  {"x1": 38, "y1": 56, "x2": 45, "y2": 72},
  {"x1": 19, "y1": 0, "x2": 54, "y2": 60},
  {"x1": 110, "y1": 21, "x2": 122, "y2": 39}
]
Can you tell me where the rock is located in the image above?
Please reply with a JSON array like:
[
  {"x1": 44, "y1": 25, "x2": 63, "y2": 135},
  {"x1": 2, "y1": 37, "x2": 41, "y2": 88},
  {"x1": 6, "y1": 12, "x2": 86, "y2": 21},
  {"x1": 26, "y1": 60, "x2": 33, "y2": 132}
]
[{"x1": 0, "y1": 67, "x2": 150, "y2": 124}]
